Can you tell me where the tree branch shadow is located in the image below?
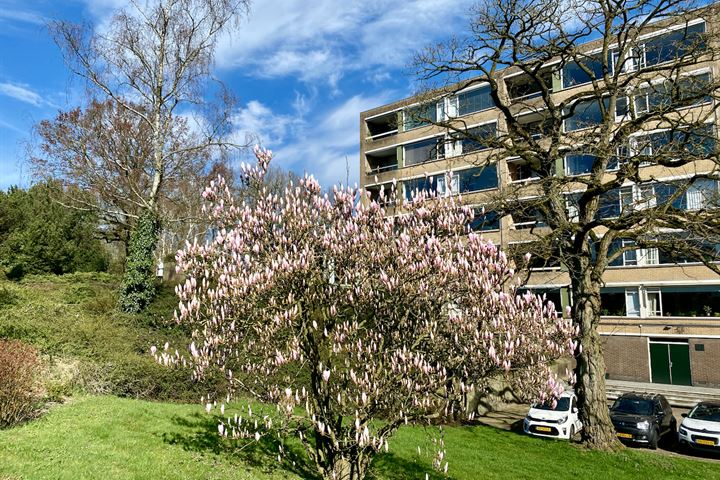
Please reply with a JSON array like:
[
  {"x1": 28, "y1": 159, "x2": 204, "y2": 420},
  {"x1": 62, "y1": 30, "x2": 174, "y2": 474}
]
[
  {"x1": 369, "y1": 452, "x2": 456, "y2": 480},
  {"x1": 161, "y1": 412, "x2": 320, "y2": 479}
]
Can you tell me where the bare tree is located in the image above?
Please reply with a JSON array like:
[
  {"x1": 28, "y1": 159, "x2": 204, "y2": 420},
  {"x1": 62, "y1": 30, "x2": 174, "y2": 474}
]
[
  {"x1": 43, "y1": 0, "x2": 250, "y2": 311},
  {"x1": 415, "y1": 0, "x2": 720, "y2": 449},
  {"x1": 32, "y1": 99, "x2": 217, "y2": 252}
]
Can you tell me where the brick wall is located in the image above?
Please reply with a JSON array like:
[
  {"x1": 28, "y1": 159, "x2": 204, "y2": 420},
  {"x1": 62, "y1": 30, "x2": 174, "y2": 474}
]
[
  {"x1": 602, "y1": 335, "x2": 650, "y2": 382},
  {"x1": 689, "y1": 339, "x2": 720, "y2": 387}
]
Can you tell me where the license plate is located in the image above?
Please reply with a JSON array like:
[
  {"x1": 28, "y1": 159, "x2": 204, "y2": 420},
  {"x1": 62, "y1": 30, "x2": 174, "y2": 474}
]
[
  {"x1": 696, "y1": 439, "x2": 716, "y2": 446},
  {"x1": 536, "y1": 426, "x2": 552, "y2": 432},
  {"x1": 617, "y1": 433, "x2": 633, "y2": 439}
]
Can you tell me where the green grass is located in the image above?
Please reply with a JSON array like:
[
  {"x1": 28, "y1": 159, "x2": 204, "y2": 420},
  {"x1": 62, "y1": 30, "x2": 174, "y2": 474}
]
[{"x1": 0, "y1": 396, "x2": 718, "y2": 480}]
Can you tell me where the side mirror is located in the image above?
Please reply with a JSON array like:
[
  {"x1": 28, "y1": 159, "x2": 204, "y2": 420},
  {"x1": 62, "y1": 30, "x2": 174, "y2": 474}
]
[
  {"x1": 681, "y1": 413, "x2": 688, "y2": 418},
  {"x1": 572, "y1": 407, "x2": 578, "y2": 414}
]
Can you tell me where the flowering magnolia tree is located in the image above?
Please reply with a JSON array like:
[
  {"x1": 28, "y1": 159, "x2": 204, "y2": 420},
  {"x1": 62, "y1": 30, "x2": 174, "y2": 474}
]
[{"x1": 155, "y1": 147, "x2": 577, "y2": 480}]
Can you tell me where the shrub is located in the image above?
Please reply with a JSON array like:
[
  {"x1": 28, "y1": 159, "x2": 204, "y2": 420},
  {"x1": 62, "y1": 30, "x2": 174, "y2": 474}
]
[{"x1": 0, "y1": 340, "x2": 42, "y2": 428}]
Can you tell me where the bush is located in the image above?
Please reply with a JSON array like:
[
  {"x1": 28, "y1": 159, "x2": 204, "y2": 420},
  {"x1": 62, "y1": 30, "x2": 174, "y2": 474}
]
[{"x1": 0, "y1": 340, "x2": 42, "y2": 428}]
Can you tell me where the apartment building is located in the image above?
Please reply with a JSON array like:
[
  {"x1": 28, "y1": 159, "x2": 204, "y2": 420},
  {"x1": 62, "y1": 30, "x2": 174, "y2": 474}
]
[{"x1": 359, "y1": 12, "x2": 720, "y2": 388}]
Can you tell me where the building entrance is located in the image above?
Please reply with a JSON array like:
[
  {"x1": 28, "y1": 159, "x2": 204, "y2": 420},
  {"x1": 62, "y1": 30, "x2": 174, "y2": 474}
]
[{"x1": 649, "y1": 340, "x2": 692, "y2": 386}]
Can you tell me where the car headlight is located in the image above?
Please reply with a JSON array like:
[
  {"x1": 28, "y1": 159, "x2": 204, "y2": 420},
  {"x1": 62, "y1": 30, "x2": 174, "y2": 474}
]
[
  {"x1": 559, "y1": 416, "x2": 568, "y2": 424},
  {"x1": 636, "y1": 421, "x2": 650, "y2": 430},
  {"x1": 679, "y1": 427, "x2": 687, "y2": 436}
]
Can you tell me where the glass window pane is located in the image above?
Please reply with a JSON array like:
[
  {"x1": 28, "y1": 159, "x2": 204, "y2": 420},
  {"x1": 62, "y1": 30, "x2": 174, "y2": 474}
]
[
  {"x1": 404, "y1": 137, "x2": 444, "y2": 166},
  {"x1": 566, "y1": 154, "x2": 596, "y2": 175},
  {"x1": 562, "y1": 53, "x2": 604, "y2": 88},
  {"x1": 457, "y1": 86, "x2": 494, "y2": 116},
  {"x1": 403, "y1": 176, "x2": 437, "y2": 200},
  {"x1": 457, "y1": 165, "x2": 498, "y2": 193},
  {"x1": 469, "y1": 209, "x2": 500, "y2": 231},
  {"x1": 644, "y1": 22, "x2": 705, "y2": 66},
  {"x1": 460, "y1": 123, "x2": 497, "y2": 153},
  {"x1": 404, "y1": 103, "x2": 437, "y2": 130},
  {"x1": 565, "y1": 97, "x2": 610, "y2": 131}
]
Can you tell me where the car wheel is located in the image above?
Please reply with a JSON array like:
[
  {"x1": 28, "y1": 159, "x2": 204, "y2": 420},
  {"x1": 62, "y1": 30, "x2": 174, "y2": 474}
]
[
  {"x1": 649, "y1": 428, "x2": 659, "y2": 450},
  {"x1": 569, "y1": 425, "x2": 575, "y2": 441}
]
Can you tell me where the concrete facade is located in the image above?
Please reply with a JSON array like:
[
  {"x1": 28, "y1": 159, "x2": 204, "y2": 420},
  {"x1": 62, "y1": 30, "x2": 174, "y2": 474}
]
[{"x1": 360, "y1": 9, "x2": 720, "y2": 388}]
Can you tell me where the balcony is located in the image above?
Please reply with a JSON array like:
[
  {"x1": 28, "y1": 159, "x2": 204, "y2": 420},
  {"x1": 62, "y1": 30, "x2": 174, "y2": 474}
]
[
  {"x1": 506, "y1": 70, "x2": 554, "y2": 103},
  {"x1": 365, "y1": 111, "x2": 398, "y2": 140},
  {"x1": 365, "y1": 147, "x2": 398, "y2": 175}
]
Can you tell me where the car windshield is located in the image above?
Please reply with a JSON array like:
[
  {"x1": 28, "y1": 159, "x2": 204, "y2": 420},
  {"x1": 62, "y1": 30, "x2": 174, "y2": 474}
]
[
  {"x1": 534, "y1": 396, "x2": 571, "y2": 411},
  {"x1": 611, "y1": 398, "x2": 653, "y2": 416},
  {"x1": 688, "y1": 404, "x2": 720, "y2": 422}
]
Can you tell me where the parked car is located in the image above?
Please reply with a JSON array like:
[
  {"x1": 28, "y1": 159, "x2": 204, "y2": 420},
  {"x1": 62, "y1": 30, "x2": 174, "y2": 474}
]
[
  {"x1": 678, "y1": 401, "x2": 720, "y2": 452},
  {"x1": 523, "y1": 391, "x2": 582, "y2": 440},
  {"x1": 609, "y1": 393, "x2": 676, "y2": 449}
]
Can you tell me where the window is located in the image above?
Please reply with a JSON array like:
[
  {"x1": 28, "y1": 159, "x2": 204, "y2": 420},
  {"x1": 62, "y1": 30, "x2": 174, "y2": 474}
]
[
  {"x1": 562, "y1": 53, "x2": 604, "y2": 88},
  {"x1": 564, "y1": 97, "x2": 612, "y2": 131},
  {"x1": 404, "y1": 103, "x2": 438, "y2": 130},
  {"x1": 457, "y1": 86, "x2": 495, "y2": 116},
  {"x1": 517, "y1": 287, "x2": 563, "y2": 312},
  {"x1": 606, "y1": 238, "x2": 659, "y2": 267},
  {"x1": 403, "y1": 176, "x2": 437, "y2": 201},
  {"x1": 656, "y1": 178, "x2": 719, "y2": 211},
  {"x1": 643, "y1": 21, "x2": 706, "y2": 67},
  {"x1": 436, "y1": 172, "x2": 459, "y2": 196},
  {"x1": 469, "y1": 208, "x2": 500, "y2": 231},
  {"x1": 603, "y1": 284, "x2": 720, "y2": 317},
  {"x1": 565, "y1": 153, "x2": 597, "y2": 176},
  {"x1": 611, "y1": 45, "x2": 646, "y2": 73},
  {"x1": 632, "y1": 72, "x2": 712, "y2": 116},
  {"x1": 631, "y1": 124, "x2": 715, "y2": 164},
  {"x1": 645, "y1": 289, "x2": 662, "y2": 317},
  {"x1": 597, "y1": 186, "x2": 633, "y2": 219},
  {"x1": 565, "y1": 192, "x2": 581, "y2": 222},
  {"x1": 456, "y1": 123, "x2": 497, "y2": 154},
  {"x1": 403, "y1": 137, "x2": 445, "y2": 166},
  {"x1": 456, "y1": 165, "x2": 498, "y2": 193}
]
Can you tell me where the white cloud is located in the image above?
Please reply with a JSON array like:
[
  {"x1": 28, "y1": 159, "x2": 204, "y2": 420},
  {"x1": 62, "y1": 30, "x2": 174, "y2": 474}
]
[
  {"x1": 0, "y1": 8, "x2": 44, "y2": 25},
  {"x1": 0, "y1": 82, "x2": 56, "y2": 108},
  {"x1": 216, "y1": 0, "x2": 468, "y2": 88},
  {"x1": 266, "y1": 92, "x2": 396, "y2": 187}
]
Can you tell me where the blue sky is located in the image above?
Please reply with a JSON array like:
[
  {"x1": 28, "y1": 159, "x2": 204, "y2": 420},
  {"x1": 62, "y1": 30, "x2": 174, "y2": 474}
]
[{"x1": 0, "y1": 0, "x2": 471, "y2": 190}]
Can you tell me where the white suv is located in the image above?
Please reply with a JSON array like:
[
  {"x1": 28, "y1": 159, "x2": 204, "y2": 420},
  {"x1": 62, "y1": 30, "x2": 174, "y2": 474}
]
[
  {"x1": 678, "y1": 401, "x2": 720, "y2": 453},
  {"x1": 523, "y1": 391, "x2": 582, "y2": 440}
]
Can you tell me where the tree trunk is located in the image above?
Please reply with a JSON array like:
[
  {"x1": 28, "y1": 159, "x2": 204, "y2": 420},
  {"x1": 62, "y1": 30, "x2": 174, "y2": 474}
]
[
  {"x1": 322, "y1": 457, "x2": 369, "y2": 480},
  {"x1": 572, "y1": 273, "x2": 621, "y2": 450}
]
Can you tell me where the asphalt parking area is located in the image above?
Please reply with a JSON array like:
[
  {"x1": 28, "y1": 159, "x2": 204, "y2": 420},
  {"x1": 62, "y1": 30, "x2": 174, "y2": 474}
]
[{"x1": 476, "y1": 403, "x2": 720, "y2": 463}]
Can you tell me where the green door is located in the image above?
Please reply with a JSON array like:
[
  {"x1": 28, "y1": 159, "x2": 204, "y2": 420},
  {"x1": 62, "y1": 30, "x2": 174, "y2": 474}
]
[
  {"x1": 669, "y1": 343, "x2": 692, "y2": 386},
  {"x1": 650, "y1": 343, "x2": 671, "y2": 384},
  {"x1": 650, "y1": 342, "x2": 692, "y2": 386}
]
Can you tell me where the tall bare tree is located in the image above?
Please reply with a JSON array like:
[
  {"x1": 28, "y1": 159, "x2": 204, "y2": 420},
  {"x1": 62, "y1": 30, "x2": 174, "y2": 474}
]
[
  {"x1": 415, "y1": 0, "x2": 720, "y2": 448},
  {"x1": 41, "y1": 0, "x2": 250, "y2": 311},
  {"x1": 32, "y1": 99, "x2": 218, "y2": 251}
]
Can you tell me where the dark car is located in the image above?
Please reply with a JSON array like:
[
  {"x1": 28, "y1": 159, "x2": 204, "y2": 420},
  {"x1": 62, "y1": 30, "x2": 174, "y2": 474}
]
[{"x1": 609, "y1": 393, "x2": 676, "y2": 449}]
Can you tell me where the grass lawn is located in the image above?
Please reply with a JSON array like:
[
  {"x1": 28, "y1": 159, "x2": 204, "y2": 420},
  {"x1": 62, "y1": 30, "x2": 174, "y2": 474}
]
[{"x1": 1, "y1": 396, "x2": 719, "y2": 480}]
